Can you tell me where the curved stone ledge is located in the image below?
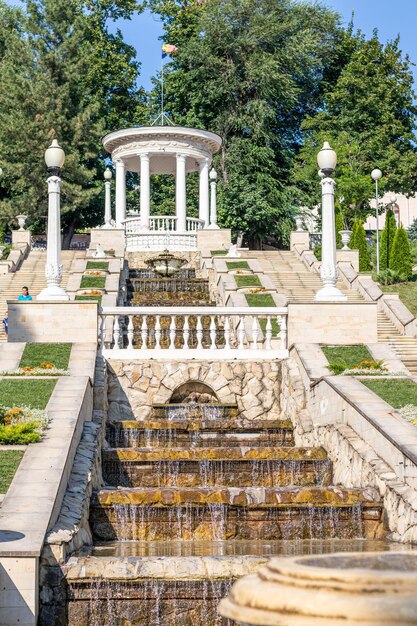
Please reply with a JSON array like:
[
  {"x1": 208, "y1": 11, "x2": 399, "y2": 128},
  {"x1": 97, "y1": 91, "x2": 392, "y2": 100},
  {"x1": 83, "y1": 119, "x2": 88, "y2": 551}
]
[{"x1": 219, "y1": 551, "x2": 417, "y2": 625}]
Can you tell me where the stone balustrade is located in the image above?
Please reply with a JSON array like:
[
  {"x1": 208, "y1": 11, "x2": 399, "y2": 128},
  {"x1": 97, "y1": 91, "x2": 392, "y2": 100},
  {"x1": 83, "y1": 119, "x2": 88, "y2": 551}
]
[{"x1": 99, "y1": 305, "x2": 288, "y2": 358}]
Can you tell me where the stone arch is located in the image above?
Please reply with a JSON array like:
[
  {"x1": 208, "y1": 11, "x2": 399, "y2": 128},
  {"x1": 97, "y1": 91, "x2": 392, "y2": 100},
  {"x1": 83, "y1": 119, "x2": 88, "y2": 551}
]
[{"x1": 170, "y1": 381, "x2": 219, "y2": 404}]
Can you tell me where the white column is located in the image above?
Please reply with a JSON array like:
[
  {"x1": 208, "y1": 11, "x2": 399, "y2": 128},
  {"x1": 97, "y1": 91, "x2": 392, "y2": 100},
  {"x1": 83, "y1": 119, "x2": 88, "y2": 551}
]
[
  {"x1": 37, "y1": 176, "x2": 69, "y2": 300},
  {"x1": 114, "y1": 159, "x2": 126, "y2": 227},
  {"x1": 140, "y1": 153, "x2": 150, "y2": 230},
  {"x1": 208, "y1": 168, "x2": 219, "y2": 229},
  {"x1": 103, "y1": 170, "x2": 112, "y2": 228},
  {"x1": 315, "y1": 176, "x2": 347, "y2": 301},
  {"x1": 199, "y1": 158, "x2": 210, "y2": 227},
  {"x1": 176, "y1": 153, "x2": 187, "y2": 232}
]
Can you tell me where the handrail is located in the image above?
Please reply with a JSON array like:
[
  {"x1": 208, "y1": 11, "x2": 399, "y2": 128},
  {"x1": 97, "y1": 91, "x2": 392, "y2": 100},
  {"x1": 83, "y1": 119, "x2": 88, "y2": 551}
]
[{"x1": 99, "y1": 306, "x2": 288, "y2": 357}]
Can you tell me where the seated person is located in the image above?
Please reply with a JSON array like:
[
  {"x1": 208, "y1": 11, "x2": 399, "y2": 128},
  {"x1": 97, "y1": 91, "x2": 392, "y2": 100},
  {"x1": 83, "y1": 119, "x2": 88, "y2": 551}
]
[{"x1": 18, "y1": 286, "x2": 32, "y2": 301}]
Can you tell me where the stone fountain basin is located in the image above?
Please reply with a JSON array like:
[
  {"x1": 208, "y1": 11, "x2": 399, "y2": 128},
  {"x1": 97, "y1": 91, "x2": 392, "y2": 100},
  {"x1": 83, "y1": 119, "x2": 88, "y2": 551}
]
[{"x1": 220, "y1": 551, "x2": 417, "y2": 625}]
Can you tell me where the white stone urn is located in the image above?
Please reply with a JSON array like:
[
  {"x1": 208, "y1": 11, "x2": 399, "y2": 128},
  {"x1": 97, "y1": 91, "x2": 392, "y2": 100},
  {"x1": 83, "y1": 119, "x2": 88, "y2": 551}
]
[
  {"x1": 16, "y1": 214, "x2": 28, "y2": 231},
  {"x1": 339, "y1": 229, "x2": 352, "y2": 250},
  {"x1": 294, "y1": 216, "x2": 304, "y2": 232},
  {"x1": 219, "y1": 552, "x2": 417, "y2": 625}
]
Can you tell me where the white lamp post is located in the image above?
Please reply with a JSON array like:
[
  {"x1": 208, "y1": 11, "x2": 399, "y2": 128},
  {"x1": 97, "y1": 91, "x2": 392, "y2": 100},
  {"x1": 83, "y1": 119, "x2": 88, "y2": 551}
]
[
  {"x1": 371, "y1": 168, "x2": 382, "y2": 275},
  {"x1": 103, "y1": 167, "x2": 113, "y2": 228},
  {"x1": 315, "y1": 142, "x2": 347, "y2": 302},
  {"x1": 37, "y1": 139, "x2": 69, "y2": 301},
  {"x1": 207, "y1": 168, "x2": 219, "y2": 229}
]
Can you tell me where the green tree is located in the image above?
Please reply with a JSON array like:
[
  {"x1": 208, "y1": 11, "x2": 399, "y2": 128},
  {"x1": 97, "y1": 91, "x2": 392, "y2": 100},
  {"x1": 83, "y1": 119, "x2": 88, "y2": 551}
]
[
  {"x1": 335, "y1": 209, "x2": 344, "y2": 249},
  {"x1": 380, "y1": 209, "x2": 397, "y2": 271},
  {"x1": 390, "y1": 225, "x2": 413, "y2": 278},
  {"x1": 293, "y1": 33, "x2": 417, "y2": 223},
  {"x1": 145, "y1": 0, "x2": 344, "y2": 246},
  {"x1": 354, "y1": 220, "x2": 371, "y2": 272},
  {"x1": 407, "y1": 218, "x2": 417, "y2": 242},
  {"x1": 0, "y1": 0, "x2": 144, "y2": 243}
]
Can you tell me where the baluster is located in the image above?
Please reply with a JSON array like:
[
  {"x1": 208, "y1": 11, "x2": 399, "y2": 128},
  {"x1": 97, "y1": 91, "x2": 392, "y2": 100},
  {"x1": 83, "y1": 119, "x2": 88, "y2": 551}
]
[
  {"x1": 224, "y1": 315, "x2": 231, "y2": 349},
  {"x1": 265, "y1": 316, "x2": 272, "y2": 350},
  {"x1": 127, "y1": 315, "x2": 134, "y2": 349},
  {"x1": 141, "y1": 316, "x2": 148, "y2": 350},
  {"x1": 251, "y1": 316, "x2": 259, "y2": 350},
  {"x1": 99, "y1": 315, "x2": 106, "y2": 352},
  {"x1": 183, "y1": 315, "x2": 190, "y2": 349},
  {"x1": 196, "y1": 315, "x2": 203, "y2": 350},
  {"x1": 155, "y1": 315, "x2": 161, "y2": 349},
  {"x1": 279, "y1": 314, "x2": 287, "y2": 351},
  {"x1": 238, "y1": 315, "x2": 245, "y2": 350},
  {"x1": 113, "y1": 316, "x2": 121, "y2": 349},
  {"x1": 169, "y1": 316, "x2": 176, "y2": 349},
  {"x1": 210, "y1": 315, "x2": 217, "y2": 349}
]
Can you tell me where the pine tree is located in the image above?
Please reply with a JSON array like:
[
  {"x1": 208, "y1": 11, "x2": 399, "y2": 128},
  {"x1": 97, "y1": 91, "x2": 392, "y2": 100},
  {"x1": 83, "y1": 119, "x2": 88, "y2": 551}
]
[
  {"x1": 354, "y1": 220, "x2": 371, "y2": 272},
  {"x1": 380, "y1": 209, "x2": 397, "y2": 271},
  {"x1": 407, "y1": 218, "x2": 417, "y2": 242},
  {"x1": 335, "y1": 210, "x2": 344, "y2": 249},
  {"x1": 349, "y1": 219, "x2": 359, "y2": 250},
  {"x1": 390, "y1": 225, "x2": 413, "y2": 278},
  {"x1": 293, "y1": 33, "x2": 417, "y2": 224}
]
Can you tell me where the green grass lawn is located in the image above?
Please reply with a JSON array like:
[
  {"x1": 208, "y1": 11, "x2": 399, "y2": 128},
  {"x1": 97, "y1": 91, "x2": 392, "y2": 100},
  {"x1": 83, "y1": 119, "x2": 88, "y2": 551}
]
[
  {"x1": 361, "y1": 379, "x2": 417, "y2": 409},
  {"x1": 235, "y1": 275, "x2": 262, "y2": 288},
  {"x1": 0, "y1": 450, "x2": 24, "y2": 492},
  {"x1": 80, "y1": 275, "x2": 106, "y2": 289},
  {"x1": 245, "y1": 293, "x2": 276, "y2": 307},
  {"x1": 19, "y1": 343, "x2": 71, "y2": 369},
  {"x1": 321, "y1": 345, "x2": 373, "y2": 374},
  {"x1": 75, "y1": 295, "x2": 102, "y2": 303},
  {"x1": 211, "y1": 250, "x2": 227, "y2": 256},
  {"x1": 86, "y1": 261, "x2": 109, "y2": 270},
  {"x1": 0, "y1": 379, "x2": 57, "y2": 409},
  {"x1": 380, "y1": 281, "x2": 417, "y2": 316},
  {"x1": 226, "y1": 261, "x2": 250, "y2": 270}
]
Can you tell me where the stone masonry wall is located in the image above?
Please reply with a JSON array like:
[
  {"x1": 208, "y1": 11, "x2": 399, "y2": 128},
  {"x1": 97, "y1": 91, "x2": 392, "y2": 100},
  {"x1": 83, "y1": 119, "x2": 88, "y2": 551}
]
[
  {"x1": 280, "y1": 357, "x2": 417, "y2": 543},
  {"x1": 107, "y1": 359, "x2": 282, "y2": 420}
]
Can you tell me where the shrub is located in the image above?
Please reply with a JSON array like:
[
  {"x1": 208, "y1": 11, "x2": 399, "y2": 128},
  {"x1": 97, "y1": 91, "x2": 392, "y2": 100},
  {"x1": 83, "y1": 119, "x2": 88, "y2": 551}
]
[
  {"x1": 327, "y1": 361, "x2": 347, "y2": 375},
  {"x1": 380, "y1": 209, "x2": 397, "y2": 271},
  {"x1": 408, "y1": 218, "x2": 417, "y2": 242},
  {"x1": 354, "y1": 220, "x2": 371, "y2": 271},
  {"x1": 377, "y1": 268, "x2": 408, "y2": 285},
  {"x1": 349, "y1": 219, "x2": 359, "y2": 250},
  {"x1": 0, "y1": 422, "x2": 41, "y2": 444},
  {"x1": 335, "y1": 210, "x2": 344, "y2": 249},
  {"x1": 390, "y1": 225, "x2": 413, "y2": 278}
]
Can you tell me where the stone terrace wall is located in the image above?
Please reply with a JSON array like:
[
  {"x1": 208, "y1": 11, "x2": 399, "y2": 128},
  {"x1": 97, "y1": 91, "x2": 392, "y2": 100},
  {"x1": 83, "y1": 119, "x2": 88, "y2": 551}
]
[{"x1": 107, "y1": 359, "x2": 282, "y2": 420}]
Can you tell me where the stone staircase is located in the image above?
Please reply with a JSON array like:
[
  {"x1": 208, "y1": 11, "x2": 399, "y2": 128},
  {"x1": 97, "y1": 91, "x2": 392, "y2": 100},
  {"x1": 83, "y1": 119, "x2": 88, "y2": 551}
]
[
  {"x1": 244, "y1": 250, "x2": 362, "y2": 303},
  {"x1": 80, "y1": 402, "x2": 385, "y2": 624},
  {"x1": 0, "y1": 249, "x2": 85, "y2": 342},
  {"x1": 378, "y1": 310, "x2": 417, "y2": 375}
]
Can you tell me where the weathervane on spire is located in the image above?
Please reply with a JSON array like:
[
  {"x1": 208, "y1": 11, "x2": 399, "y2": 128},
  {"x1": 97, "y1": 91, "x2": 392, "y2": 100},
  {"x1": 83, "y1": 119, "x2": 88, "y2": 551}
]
[{"x1": 151, "y1": 44, "x2": 177, "y2": 126}]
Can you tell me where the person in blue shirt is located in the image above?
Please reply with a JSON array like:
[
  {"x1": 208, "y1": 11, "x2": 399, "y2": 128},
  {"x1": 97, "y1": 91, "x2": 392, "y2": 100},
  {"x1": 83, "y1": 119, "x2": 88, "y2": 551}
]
[{"x1": 17, "y1": 286, "x2": 32, "y2": 301}]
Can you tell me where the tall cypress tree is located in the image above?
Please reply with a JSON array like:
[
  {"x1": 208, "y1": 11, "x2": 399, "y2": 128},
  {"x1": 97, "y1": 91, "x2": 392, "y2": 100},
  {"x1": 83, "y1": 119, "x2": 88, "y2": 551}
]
[
  {"x1": 390, "y1": 225, "x2": 413, "y2": 278},
  {"x1": 354, "y1": 221, "x2": 371, "y2": 272},
  {"x1": 380, "y1": 209, "x2": 397, "y2": 271}
]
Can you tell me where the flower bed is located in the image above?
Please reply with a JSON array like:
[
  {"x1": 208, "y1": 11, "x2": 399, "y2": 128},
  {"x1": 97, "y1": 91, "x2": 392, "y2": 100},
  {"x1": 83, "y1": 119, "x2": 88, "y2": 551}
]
[
  {"x1": 0, "y1": 405, "x2": 49, "y2": 444},
  {"x1": 341, "y1": 360, "x2": 389, "y2": 376},
  {"x1": 0, "y1": 365, "x2": 69, "y2": 376}
]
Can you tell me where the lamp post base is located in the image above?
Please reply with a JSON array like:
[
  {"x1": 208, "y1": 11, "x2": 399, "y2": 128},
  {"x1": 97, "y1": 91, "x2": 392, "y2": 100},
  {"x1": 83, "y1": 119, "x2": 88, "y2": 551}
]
[
  {"x1": 314, "y1": 285, "x2": 347, "y2": 302},
  {"x1": 37, "y1": 286, "x2": 70, "y2": 301}
]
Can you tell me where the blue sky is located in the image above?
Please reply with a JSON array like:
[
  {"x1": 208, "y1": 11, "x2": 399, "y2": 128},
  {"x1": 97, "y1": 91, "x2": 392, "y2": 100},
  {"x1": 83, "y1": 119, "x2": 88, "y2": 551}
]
[{"x1": 112, "y1": 0, "x2": 417, "y2": 91}]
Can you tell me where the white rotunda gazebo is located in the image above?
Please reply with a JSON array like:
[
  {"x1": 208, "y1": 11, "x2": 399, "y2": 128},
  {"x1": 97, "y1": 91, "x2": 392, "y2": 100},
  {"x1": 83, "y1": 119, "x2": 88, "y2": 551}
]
[{"x1": 103, "y1": 126, "x2": 222, "y2": 251}]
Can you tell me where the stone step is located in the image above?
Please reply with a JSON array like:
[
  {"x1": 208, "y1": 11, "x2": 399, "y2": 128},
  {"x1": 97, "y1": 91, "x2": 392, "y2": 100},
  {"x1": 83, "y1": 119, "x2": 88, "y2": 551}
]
[
  {"x1": 106, "y1": 419, "x2": 295, "y2": 448},
  {"x1": 150, "y1": 403, "x2": 239, "y2": 420},
  {"x1": 102, "y1": 448, "x2": 331, "y2": 489},
  {"x1": 102, "y1": 446, "x2": 327, "y2": 462},
  {"x1": 90, "y1": 486, "x2": 384, "y2": 542}
]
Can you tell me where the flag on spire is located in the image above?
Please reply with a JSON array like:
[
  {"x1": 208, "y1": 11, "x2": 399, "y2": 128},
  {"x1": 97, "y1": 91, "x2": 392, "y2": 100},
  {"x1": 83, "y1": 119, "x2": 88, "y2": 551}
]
[{"x1": 162, "y1": 44, "x2": 177, "y2": 58}]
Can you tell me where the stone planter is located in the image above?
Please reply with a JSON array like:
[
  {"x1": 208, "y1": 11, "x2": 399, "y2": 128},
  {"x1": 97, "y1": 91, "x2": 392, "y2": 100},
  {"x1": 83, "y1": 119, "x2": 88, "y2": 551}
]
[
  {"x1": 219, "y1": 552, "x2": 417, "y2": 625},
  {"x1": 339, "y1": 229, "x2": 352, "y2": 250}
]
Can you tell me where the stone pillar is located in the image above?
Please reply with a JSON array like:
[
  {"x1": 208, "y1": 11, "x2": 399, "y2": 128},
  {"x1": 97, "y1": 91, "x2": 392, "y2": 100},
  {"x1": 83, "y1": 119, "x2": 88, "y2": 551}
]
[
  {"x1": 199, "y1": 158, "x2": 210, "y2": 227},
  {"x1": 207, "y1": 168, "x2": 219, "y2": 229},
  {"x1": 315, "y1": 177, "x2": 347, "y2": 301},
  {"x1": 103, "y1": 169, "x2": 112, "y2": 228},
  {"x1": 37, "y1": 176, "x2": 69, "y2": 301},
  {"x1": 114, "y1": 159, "x2": 126, "y2": 227},
  {"x1": 140, "y1": 153, "x2": 151, "y2": 230},
  {"x1": 176, "y1": 153, "x2": 187, "y2": 232}
]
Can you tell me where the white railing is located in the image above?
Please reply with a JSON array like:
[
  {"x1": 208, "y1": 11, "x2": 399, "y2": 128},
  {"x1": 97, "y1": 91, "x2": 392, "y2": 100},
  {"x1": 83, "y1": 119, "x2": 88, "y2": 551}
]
[
  {"x1": 149, "y1": 216, "x2": 177, "y2": 232},
  {"x1": 125, "y1": 232, "x2": 197, "y2": 252},
  {"x1": 123, "y1": 216, "x2": 204, "y2": 234},
  {"x1": 99, "y1": 306, "x2": 288, "y2": 359},
  {"x1": 186, "y1": 217, "x2": 204, "y2": 231}
]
